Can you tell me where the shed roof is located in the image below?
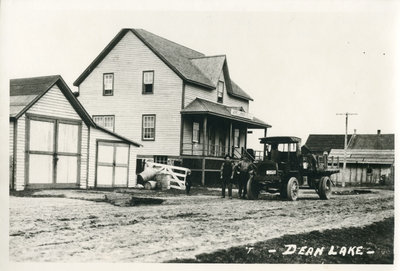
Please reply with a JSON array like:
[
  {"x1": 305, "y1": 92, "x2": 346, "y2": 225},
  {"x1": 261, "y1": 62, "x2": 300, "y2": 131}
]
[
  {"x1": 329, "y1": 149, "x2": 394, "y2": 165},
  {"x1": 73, "y1": 28, "x2": 253, "y2": 101},
  {"x1": 9, "y1": 75, "x2": 141, "y2": 147},
  {"x1": 304, "y1": 134, "x2": 352, "y2": 154},
  {"x1": 181, "y1": 98, "x2": 270, "y2": 128},
  {"x1": 259, "y1": 136, "x2": 301, "y2": 144}
]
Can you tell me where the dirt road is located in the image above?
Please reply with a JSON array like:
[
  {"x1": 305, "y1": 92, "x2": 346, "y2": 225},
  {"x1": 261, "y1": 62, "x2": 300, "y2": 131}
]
[{"x1": 9, "y1": 187, "x2": 394, "y2": 262}]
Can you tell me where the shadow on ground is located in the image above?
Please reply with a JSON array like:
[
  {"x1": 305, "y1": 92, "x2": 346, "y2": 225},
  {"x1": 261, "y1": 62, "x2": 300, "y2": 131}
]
[{"x1": 167, "y1": 217, "x2": 394, "y2": 264}]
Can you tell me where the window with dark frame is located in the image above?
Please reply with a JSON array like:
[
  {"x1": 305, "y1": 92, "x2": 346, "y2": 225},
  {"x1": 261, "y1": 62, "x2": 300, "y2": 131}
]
[
  {"x1": 192, "y1": 122, "x2": 200, "y2": 143},
  {"x1": 103, "y1": 73, "x2": 114, "y2": 96},
  {"x1": 217, "y1": 81, "x2": 224, "y2": 103},
  {"x1": 142, "y1": 71, "x2": 154, "y2": 94},
  {"x1": 93, "y1": 115, "x2": 115, "y2": 131},
  {"x1": 142, "y1": 114, "x2": 155, "y2": 140}
]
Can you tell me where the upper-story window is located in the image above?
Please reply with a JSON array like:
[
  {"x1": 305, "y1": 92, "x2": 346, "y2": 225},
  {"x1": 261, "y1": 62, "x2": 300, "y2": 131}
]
[
  {"x1": 103, "y1": 73, "x2": 114, "y2": 96},
  {"x1": 93, "y1": 115, "x2": 115, "y2": 131},
  {"x1": 217, "y1": 81, "x2": 224, "y2": 103},
  {"x1": 143, "y1": 71, "x2": 154, "y2": 94},
  {"x1": 142, "y1": 114, "x2": 156, "y2": 140}
]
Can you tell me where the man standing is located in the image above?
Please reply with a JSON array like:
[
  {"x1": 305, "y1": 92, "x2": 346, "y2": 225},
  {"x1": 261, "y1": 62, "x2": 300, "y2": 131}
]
[
  {"x1": 235, "y1": 156, "x2": 254, "y2": 199},
  {"x1": 220, "y1": 154, "x2": 234, "y2": 199},
  {"x1": 185, "y1": 170, "x2": 192, "y2": 195}
]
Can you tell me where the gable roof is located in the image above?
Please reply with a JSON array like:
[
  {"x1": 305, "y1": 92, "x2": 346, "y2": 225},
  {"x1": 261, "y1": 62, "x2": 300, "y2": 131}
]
[
  {"x1": 305, "y1": 133, "x2": 395, "y2": 155},
  {"x1": 10, "y1": 75, "x2": 94, "y2": 125},
  {"x1": 73, "y1": 28, "x2": 253, "y2": 101},
  {"x1": 181, "y1": 98, "x2": 270, "y2": 128},
  {"x1": 9, "y1": 75, "x2": 141, "y2": 147},
  {"x1": 347, "y1": 134, "x2": 394, "y2": 150},
  {"x1": 190, "y1": 55, "x2": 226, "y2": 86},
  {"x1": 304, "y1": 134, "x2": 352, "y2": 154}
]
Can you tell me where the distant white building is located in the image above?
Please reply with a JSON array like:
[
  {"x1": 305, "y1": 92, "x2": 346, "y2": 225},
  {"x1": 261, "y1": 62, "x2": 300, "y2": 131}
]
[{"x1": 305, "y1": 131, "x2": 394, "y2": 185}]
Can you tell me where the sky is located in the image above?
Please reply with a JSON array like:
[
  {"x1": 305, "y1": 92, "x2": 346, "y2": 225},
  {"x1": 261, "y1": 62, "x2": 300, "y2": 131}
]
[{"x1": 0, "y1": 0, "x2": 398, "y2": 150}]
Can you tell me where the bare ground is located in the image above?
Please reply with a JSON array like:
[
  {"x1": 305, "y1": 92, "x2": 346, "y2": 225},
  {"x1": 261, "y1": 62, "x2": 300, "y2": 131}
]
[{"x1": 9, "y1": 186, "x2": 394, "y2": 262}]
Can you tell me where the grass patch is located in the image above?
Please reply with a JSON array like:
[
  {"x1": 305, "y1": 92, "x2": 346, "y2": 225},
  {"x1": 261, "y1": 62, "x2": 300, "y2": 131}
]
[{"x1": 168, "y1": 217, "x2": 394, "y2": 264}]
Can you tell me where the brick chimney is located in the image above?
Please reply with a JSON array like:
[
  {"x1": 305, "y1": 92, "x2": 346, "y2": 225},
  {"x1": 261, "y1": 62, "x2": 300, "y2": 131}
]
[{"x1": 377, "y1": 129, "x2": 381, "y2": 135}]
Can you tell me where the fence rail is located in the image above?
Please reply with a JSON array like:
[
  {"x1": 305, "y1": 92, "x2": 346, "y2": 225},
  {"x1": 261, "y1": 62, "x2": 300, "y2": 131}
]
[{"x1": 145, "y1": 162, "x2": 190, "y2": 190}]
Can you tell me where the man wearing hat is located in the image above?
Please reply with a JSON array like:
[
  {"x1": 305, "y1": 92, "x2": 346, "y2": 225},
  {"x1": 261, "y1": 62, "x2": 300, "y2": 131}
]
[
  {"x1": 234, "y1": 155, "x2": 254, "y2": 199},
  {"x1": 220, "y1": 154, "x2": 234, "y2": 199}
]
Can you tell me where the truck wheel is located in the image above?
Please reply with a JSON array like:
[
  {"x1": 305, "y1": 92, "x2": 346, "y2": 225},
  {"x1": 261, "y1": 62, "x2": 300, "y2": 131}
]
[
  {"x1": 319, "y1": 176, "x2": 332, "y2": 200},
  {"x1": 286, "y1": 177, "x2": 299, "y2": 201},
  {"x1": 247, "y1": 176, "x2": 260, "y2": 200}
]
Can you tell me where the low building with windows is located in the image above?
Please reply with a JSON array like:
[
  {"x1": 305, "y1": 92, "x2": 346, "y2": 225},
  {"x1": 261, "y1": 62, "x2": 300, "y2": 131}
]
[
  {"x1": 74, "y1": 28, "x2": 271, "y2": 185},
  {"x1": 9, "y1": 75, "x2": 141, "y2": 191},
  {"x1": 305, "y1": 131, "x2": 394, "y2": 185}
]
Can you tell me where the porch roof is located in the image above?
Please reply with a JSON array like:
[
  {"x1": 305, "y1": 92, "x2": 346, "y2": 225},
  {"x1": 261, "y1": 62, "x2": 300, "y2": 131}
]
[{"x1": 181, "y1": 98, "x2": 271, "y2": 129}]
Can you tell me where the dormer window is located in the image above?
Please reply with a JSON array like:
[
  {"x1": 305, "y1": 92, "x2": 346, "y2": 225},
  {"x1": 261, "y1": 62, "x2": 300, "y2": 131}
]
[
  {"x1": 217, "y1": 81, "x2": 224, "y2": 103},
  {"x1": 103, "y1": 73, "x2": 114, "y2": 96},
  {"x1": 143, "y1": 71, "x2": 154, "y2": 94}
]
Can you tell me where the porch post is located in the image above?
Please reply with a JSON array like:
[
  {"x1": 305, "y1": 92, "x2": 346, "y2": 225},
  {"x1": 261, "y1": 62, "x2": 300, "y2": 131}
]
[
  {"x1": 201, "y1": 115, "x2": 207, "y2": 186},
  {"x1": 202, "y1": 115, "x2": 207, "y2": 156},
  {"x1": 244, "y1": 127, "x2": 247, "y2": 150},
  {"x1": 263, "y1": 128, "x2": 267, "y2": 160},
  {"x1": 179, "y1": 117, "x2": 184, "y2": 155},
  {"x1": 228, "y1": 122, "x2": 232, "y2": 156}
]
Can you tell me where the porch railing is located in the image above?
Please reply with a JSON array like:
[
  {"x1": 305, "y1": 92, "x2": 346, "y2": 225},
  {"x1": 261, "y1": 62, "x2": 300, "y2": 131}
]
[
  {"x1": 182, "y1": 143, "x2": 265, "y2": 161},
  {"x1": 182, "y1": 143, "x2": 229, "y2": 157}
]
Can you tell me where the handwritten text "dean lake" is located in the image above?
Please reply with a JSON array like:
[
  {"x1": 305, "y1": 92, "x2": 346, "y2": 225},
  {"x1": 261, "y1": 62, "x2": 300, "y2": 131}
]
[
  {"x1": 282, "y1": 245, "x2": 375, "y2": 256},
  {"x1": 245, "y1": 245, "x2": 375, "y2": 256}
]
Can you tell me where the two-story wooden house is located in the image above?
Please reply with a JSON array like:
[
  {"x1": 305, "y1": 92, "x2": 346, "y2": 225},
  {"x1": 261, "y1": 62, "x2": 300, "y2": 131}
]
[{"x1": 74, "y1": 28, "x2": 270, "y2": 185}]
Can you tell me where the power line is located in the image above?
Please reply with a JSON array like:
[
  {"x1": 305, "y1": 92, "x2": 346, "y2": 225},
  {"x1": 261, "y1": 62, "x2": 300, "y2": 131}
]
[{"x1": 336, "y1": 112, "x2": 358, "y2": 187}]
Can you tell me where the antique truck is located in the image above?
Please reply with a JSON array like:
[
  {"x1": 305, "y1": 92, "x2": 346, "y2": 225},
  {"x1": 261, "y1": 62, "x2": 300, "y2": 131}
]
[{"x1": 246, "y1": 136, "x2": 339, "y2": 201}]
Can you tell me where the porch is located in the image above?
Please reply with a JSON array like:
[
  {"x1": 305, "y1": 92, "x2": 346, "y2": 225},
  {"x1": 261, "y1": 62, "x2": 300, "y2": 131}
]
[{"x1": 180, "y1": 98, "x2": 271, "y2": 185}]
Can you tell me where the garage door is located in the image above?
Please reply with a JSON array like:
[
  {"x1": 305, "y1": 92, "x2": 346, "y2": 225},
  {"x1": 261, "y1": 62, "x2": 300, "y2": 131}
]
[
  {"x1": 27, "y1": 116, "x2": 81, "y2": 187},
  {"x1": 96, "y1": 142, "x2": 129, "y2": 187}
]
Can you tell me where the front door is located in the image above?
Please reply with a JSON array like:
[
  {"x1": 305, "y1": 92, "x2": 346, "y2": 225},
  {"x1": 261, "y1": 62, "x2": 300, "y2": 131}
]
[
  {"x1": 27, "y1": 115, "x2": 81, "y2": 187},
  {"x1": 96, "y1": 142, "x2": 129, "y2": 187}
]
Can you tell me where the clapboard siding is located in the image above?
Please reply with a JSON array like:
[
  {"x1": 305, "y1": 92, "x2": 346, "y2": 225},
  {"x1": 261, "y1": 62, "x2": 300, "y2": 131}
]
[
  {"x1": 182, "y1": 118, "x2": 193, "y2": 147},
  {"x1": 9, "y1": 121, "x2": 14, "y2": 156},
  {"x1": 78, "y1": 31, "x2": 182, "y2": 157},
  {"x1": 28, "y1": 85, "x2": 83, "y2": 120},
  {"x1": 88, "y1": 127, "x2": 137, "y2": 188},
  {"x1": 79, "y1": 124, "x2": 89, "y2": 189},
  {"x1": 9, "y1": 121, "x2": 15, "y2": 188},
  {"x1": 15, "y1": 116, "x2": 26, "y2": 190},
  {"x1": 184, "y1": 72, "x2": 249, "y2": 112},
  {"x1": 331, "y1": 164, "x2": 392, "y2": 184}
]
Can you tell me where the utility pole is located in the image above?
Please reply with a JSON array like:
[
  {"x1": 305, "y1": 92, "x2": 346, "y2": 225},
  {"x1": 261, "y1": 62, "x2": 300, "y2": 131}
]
[{"x1": 336, "y1": 112, "x2": 358, "y2": 187}]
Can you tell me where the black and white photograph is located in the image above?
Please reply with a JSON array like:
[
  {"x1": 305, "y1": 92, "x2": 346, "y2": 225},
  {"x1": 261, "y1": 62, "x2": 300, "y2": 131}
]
[{"x1": 0, "y1": 0, "x2": 398, "y2": 269}]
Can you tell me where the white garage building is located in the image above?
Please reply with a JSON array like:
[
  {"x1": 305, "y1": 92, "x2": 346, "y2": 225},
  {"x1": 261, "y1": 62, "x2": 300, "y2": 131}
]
[{"x1": 9, "y1": 75, "x2": 141, "y2": 191}]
